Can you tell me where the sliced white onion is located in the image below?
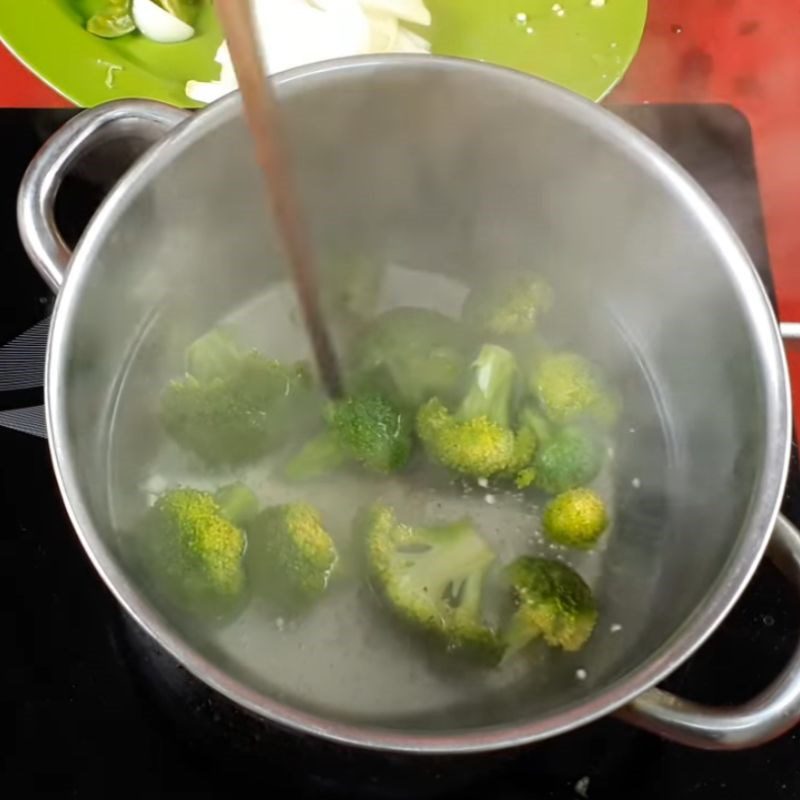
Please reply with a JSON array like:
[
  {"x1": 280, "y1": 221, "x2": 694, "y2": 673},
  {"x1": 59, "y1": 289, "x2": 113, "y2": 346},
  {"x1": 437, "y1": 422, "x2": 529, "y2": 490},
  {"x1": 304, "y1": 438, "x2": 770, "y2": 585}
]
[
  {"x1": 184, "y1": 0, "x2": 432, "y2": 103},
  {"x1": 186, "y1": 41, "x2": 236, "y2": 103},
  {"x1": 251, "y1": 0, "x2": 370, "y2": 75},
  {"x1": 133, "y1": 0, "x2": 195, "y2": 43},
  {"x1": 360, "y1": 0, "x2": 431, "y2": 27},
  {"x1": 365, "y1": 11, "x2": 400, "y2": 51}
]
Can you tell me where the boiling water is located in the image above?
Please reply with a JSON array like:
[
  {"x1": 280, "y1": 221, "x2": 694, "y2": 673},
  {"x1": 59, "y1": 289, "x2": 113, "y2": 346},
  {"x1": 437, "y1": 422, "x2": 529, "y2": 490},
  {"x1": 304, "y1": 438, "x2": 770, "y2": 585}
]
[{"x1": 108, "y1": 264, "x2": 633, "y2": 730}]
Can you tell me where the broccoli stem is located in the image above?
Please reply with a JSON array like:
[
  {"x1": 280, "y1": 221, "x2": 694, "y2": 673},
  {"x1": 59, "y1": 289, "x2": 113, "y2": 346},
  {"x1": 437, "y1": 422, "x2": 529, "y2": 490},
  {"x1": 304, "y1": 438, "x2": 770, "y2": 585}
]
[
  {"x1": 284, "y1": 432, "x2": 346, "y2": 481},
  {"x1": 518, "y1": 404, "x2": 553, "y2": 444},
  {"x1": 186, "y1": 327, "x2": 242, "y2": 382},
  {"x1": 503, "y1": 610, "x2": 538, "y2": 658},
  {"x1": 214, "y1": 482, "x2": 259, "y2": 527},
  {"x1": 456, "y1": 344, "x2": 518, "y2": 428}
]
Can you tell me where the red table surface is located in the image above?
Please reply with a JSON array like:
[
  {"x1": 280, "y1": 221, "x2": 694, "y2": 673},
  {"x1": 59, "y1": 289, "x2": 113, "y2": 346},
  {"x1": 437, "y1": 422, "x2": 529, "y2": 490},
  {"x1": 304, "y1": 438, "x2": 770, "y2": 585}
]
[{"x1": 2, "y1": 0, "x2": 799, "y2": 424}]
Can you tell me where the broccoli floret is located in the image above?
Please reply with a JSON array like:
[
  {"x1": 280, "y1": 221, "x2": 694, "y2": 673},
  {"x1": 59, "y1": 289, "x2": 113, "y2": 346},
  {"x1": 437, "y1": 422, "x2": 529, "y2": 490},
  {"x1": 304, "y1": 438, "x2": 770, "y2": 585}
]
[
  {"x1": 137, "y1": 487, "x2": 249, "y2": 619},
  {"x1": 213, "y1": 482, "x2": 260, "y2": 527},
  {"x1": 533, "y1": 426, "x2": 603, "y2": 494},
  {"x1": 327, "y1": 392, "x2": 413, "y2": 472},
  {"x1": 543, "y1": 488, "x2": 609, "y2": 549},
  {"x1": 161, "y1": 329, "x2": 316, "y2": 466},
  {"x1": 504, "y1": 557, "x2": 598, "y2": 654},
  {"x1": 349, "y1": 308, "x2": 470, "y2": 408},
  {"x1": 247, "y1": 503, "x2": 338, "y2": 612},
  {"x1": 416, "y1": 344, "x2": 520, "y2": 478},
  {"x1": 531, "y1": 352, "x2": 619, "y2": 426},
  {"x1": 185, "y1": 326, "x2": 242, "y2": 383},
  {"x1": 284, "y1": 391, "x2": 414, "y2": 479},
  {"x1": 462, "y1": 274, "x2": 553, "y2": 337},
  {"x1": 360, "y1": 505, "x2": 504, "y2": 664}
]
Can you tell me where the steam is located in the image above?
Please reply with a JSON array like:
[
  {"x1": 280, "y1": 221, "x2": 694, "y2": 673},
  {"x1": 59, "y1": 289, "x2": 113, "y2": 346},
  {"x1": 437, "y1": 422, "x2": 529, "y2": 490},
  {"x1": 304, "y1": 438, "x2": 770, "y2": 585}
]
[{"x1": 61, "y1": 54, "x2": 780, "y2": 730}]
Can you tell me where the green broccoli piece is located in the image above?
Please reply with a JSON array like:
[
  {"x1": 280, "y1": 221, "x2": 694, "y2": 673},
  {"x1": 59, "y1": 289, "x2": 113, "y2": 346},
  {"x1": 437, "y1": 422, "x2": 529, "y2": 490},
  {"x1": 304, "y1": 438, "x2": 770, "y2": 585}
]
[
  {"x1": 328, "y1": 392, "x2": 413, "y2": 472},
  {"x1": 360, "y1": 505, "x2": 504, "y2": 664},
  {"x1": 137, "y1": 487, "x2": 249, "y2": 619},
  {"x1": 320, "y1": 256, "x2": 385, "y2": 324},
  {"x1": 247, "y1": 503, "x2": 338, "y2": 612},
  {"x1": 543, "y1": 488, "x2": 609, "y2": 550},
  {"x1": 501, "y1": 426, "x2": 538, "y2": 486},
  {"x1": 161, "y1": 329, "x2": 316, "y2": 466},
  {"x1": 416, "y1": 344, "x2": 520, "y2": 478},
  {"x1": 348, "y1": 307, "x2": 470, "y2": 407},
  {"x1": 284, "y1": 391, "x2": 414, "y2": 479},
  {"x1": 533, "y1": 426, "x2": 603, "y2": 495},
  {"x1": 213, "y1": 482, "x2": 260, "y2": 527},
  {"x1": 531, "y1": 352, "x2": 619, "y2": 426},
  {"x1": 504, "y1": 557, "x2": 598, "y2": 654},
  {"x1": 462, "y1": 274, "x2": 553, "y2": 337},
  {"x1": 283, "y1": 431, "x2": 347, "y2": 481},
  {"x1": 185, "y1": 326, "x2": 242, "y2": 382}
]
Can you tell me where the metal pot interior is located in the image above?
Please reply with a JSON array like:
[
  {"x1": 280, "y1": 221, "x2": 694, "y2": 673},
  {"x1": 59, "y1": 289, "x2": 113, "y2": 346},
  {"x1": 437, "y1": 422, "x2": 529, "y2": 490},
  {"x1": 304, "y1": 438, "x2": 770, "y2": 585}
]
[{"x1": 49, "y1": 58, "x2": 788, "y2": 747}]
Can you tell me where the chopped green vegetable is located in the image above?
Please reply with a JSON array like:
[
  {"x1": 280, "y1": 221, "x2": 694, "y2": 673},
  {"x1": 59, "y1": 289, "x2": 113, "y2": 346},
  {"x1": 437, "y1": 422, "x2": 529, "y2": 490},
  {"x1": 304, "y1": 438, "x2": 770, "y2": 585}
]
[
  {"x1": 214, "y1": 482, "x2": 259, "y2": 528},
  {"x1": 533, "y1": 426, "x2": 603, "y2": 495},
  {"x1": 325, "y1": 392, "x2": 414, "y2": 473},
  {"x1": 247, "y1": 503, "x2": 338, "y2": 613},
  {"x1": 161, "y1": 328, "x2": 316, "y2": 466},
  {"x1": 87, "y1": 0, "x2": 136, "y2": 38},
  {"x1": 359, "y1": 505, "x2": 504, "y2": 664},
  {"x1": 349, "y1": 307, "x2": 469, "y2": 407},
  {"x1": 417, "y1": 344, "x2": 520, "y2": 478},
  {"x1": 543, "y1": 488, "x2": 609, "y2": 550},
  {"x1": 462, "y1": 274, "x2": 553, "y2": 337},
  {"x1": 504, "y1": 557, "x2": 598, "y2": 654},
  {"x1": 284, "y1": 431, "x2": 346, "y2": 481},
  {"x1": 137, "y1": 487, "x2": 247, "y2": 619},
  {"x1": 531, "y1": 352, "x2": 619, "y2": 426},
  {"x1": 284, "y1": 391, "x2": 414, "y2": 480}
]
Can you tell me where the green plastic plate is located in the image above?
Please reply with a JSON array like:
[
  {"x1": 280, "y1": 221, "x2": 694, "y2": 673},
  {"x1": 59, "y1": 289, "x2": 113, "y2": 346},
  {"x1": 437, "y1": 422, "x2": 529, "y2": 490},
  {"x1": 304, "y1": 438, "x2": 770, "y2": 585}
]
[{"x1": 0, "y1": 0, "x2": 647, "y2": 108}]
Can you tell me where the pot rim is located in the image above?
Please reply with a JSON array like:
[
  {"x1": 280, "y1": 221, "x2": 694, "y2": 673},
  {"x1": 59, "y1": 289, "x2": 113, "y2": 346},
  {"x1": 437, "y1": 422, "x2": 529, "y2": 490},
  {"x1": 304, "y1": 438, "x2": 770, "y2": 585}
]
[{"x1": 44, "y1": 54, "x2": 792, "y2": 754}]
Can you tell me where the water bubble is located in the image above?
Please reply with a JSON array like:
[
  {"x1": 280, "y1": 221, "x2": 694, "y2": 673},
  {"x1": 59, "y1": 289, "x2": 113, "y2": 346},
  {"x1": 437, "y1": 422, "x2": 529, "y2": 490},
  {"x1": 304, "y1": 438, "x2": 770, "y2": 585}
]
[
  {"x1": 552, "y1": 3, "x2": 565, "y2": 16},
  {"x1": 671, "y1": 23, "x2": 684, "y2": 35},
  {"x1": 514, "y1": 11, "x2": 528, "y2": 24}
]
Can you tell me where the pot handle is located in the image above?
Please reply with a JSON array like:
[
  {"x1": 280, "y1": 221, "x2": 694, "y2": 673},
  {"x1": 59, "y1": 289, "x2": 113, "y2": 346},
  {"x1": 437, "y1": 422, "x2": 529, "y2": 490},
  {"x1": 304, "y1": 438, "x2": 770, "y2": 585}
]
[
  {"x1": 618, "y1": 513, "x2": 800, "y2": 750},
  {"x1": 17, "y1": 100, "x2": 190, "y2": 293}
]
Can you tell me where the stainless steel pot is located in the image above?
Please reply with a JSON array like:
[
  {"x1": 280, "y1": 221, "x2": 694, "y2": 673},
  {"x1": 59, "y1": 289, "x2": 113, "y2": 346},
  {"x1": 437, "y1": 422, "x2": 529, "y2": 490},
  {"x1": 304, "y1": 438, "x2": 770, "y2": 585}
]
[{"x1": 17, "y1": 55, "x2": 800, "y2": 753}]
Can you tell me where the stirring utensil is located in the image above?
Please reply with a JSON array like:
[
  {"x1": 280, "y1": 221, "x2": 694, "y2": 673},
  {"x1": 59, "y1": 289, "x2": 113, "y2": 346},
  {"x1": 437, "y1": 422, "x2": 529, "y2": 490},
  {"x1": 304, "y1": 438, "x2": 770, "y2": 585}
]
[{"x1": 215, "y1": 0, "x2": 343, "y2": 397}]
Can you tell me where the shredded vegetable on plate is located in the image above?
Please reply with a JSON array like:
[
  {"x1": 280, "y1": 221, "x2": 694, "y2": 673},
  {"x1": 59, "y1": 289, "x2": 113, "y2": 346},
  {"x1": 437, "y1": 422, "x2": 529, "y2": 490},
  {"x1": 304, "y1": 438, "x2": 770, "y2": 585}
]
[{"x1": 185, "y1": 0, "x2": 432, "y2": 104}]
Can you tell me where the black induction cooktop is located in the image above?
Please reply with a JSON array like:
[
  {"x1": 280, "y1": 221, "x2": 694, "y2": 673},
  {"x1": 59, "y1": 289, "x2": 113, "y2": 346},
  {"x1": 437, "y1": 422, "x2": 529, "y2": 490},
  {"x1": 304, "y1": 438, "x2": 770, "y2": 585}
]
[{"x1": 2, "y1": 105, "x2": 799, "y2": 798}]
